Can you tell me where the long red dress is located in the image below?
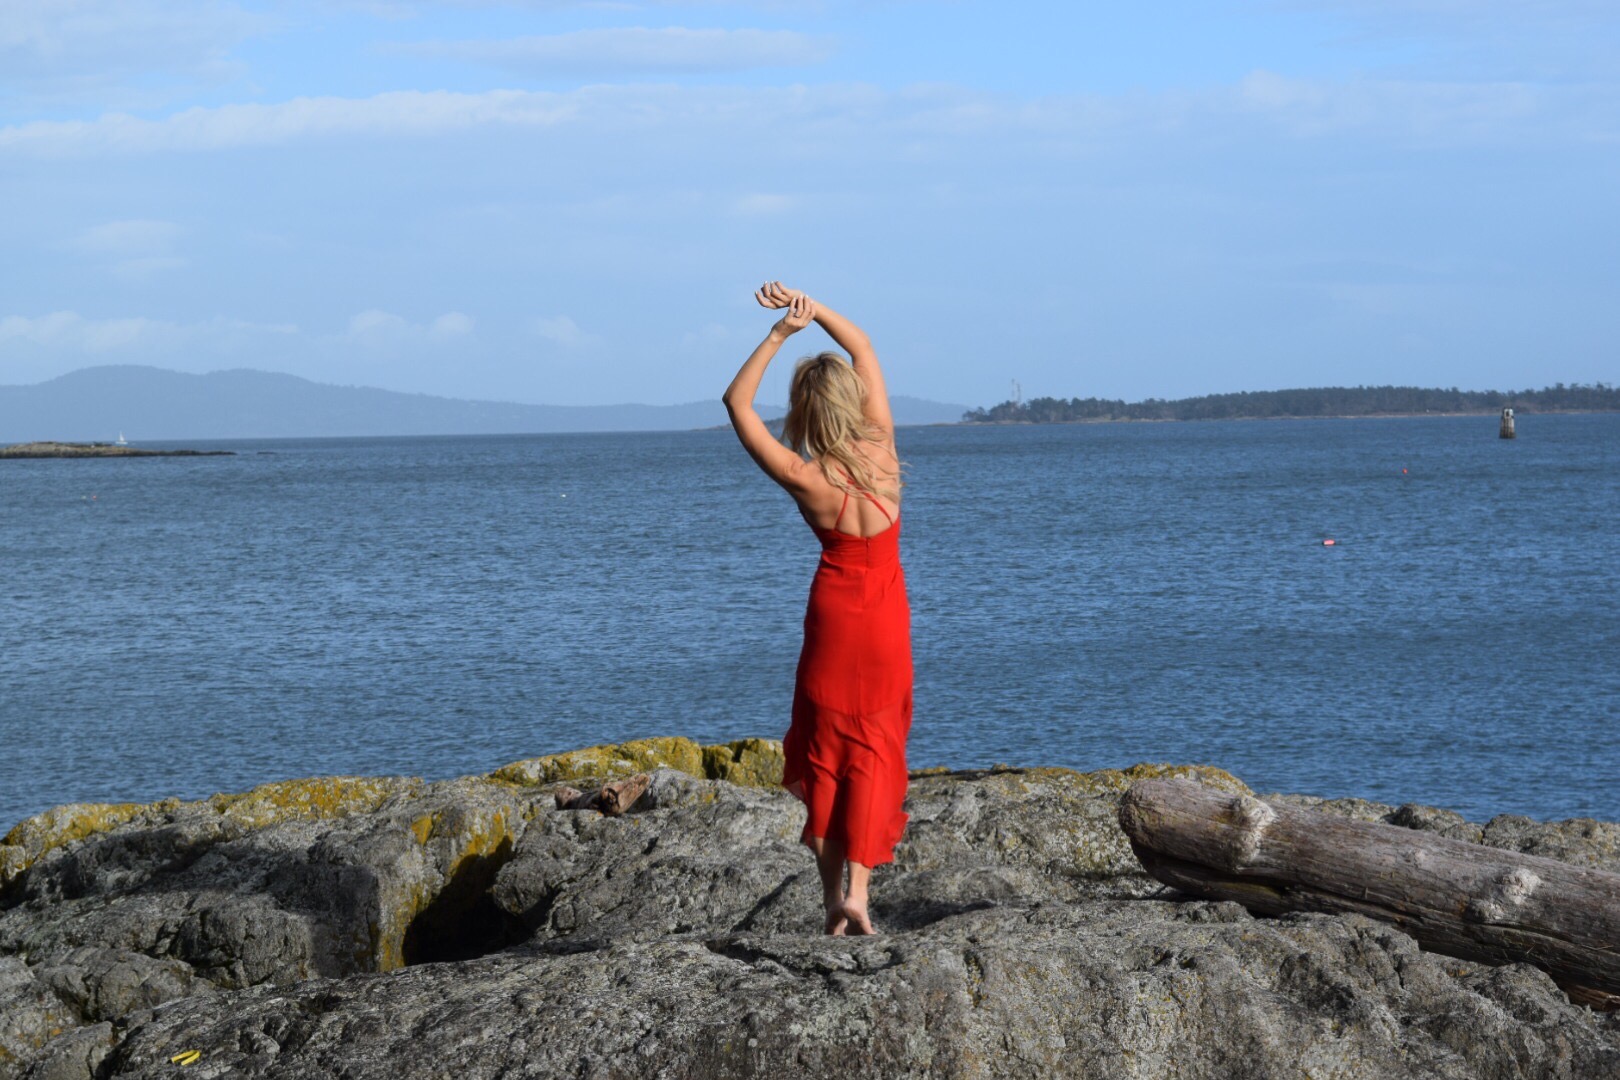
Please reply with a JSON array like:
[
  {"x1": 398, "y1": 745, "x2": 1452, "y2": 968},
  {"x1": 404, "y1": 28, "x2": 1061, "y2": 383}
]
[{"x1": 781, "y1": 478, "x2": 913, "y2": 868}]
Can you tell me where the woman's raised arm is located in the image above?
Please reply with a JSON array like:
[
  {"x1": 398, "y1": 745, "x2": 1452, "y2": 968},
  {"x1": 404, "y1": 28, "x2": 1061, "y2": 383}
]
[
  {"x1": 723, "y1": 293, "x2": 817, "y2": 491},
  {"x1": 758, "y1": 281, "x2": 893, "y2": 433}
]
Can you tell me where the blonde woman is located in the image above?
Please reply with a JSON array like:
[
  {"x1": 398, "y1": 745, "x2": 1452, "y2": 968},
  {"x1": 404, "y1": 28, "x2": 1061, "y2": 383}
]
[{"x1": 723, "y1": 281, "x2": 912, "y2": 936}]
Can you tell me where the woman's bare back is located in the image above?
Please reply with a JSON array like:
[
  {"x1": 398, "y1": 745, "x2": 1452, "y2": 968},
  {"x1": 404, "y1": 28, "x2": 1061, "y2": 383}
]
[{"x1": 799, "y1": 438, "x2": 901, "y2": 537}]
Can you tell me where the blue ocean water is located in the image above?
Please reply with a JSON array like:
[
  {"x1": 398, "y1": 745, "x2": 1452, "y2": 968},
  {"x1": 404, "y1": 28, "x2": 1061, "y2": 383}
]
[{"x1": 2, "y1": 415, "x2": 1616, "y2": 830}]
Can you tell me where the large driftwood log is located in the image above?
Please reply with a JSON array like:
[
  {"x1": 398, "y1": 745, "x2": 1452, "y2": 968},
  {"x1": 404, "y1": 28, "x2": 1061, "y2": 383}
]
[{"x1": 1119, "y1": 778, "x2": 1620, "y2": 1008}]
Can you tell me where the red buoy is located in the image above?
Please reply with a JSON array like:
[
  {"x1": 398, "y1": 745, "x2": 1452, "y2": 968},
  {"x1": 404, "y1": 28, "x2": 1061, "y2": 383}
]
[{"x1": 1323, "y1": 539, "x2": 1336, "y2": 546}]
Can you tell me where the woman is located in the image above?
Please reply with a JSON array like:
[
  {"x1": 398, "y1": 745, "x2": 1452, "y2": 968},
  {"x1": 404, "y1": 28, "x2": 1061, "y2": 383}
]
[{"x1": 722, "y1": 281, "x2": 912, "y2": 937}]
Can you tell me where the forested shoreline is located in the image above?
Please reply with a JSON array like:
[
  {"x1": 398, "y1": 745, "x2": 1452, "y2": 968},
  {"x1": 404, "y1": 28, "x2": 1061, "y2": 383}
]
[{"x1": 961, "y1": 383, "x2": 1619, "y2": 423}]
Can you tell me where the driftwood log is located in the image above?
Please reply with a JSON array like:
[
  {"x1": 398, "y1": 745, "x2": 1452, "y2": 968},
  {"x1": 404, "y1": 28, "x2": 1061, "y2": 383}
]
[
  {"x1": 1119, "y1": 778, "x2": 1620, "y2": 1009},
  {"x1": 553, "y1": 772, "x2": 652, "y2": 816}
]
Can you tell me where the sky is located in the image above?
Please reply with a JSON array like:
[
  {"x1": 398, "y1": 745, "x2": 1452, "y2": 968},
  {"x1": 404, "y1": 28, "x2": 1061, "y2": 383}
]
[{"x1": 1, "y1": 1, "x2": 1616, "y2": 408}]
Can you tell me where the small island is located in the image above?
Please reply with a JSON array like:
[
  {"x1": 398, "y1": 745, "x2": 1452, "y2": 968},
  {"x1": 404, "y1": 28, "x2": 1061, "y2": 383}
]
[
  {"x1": 962, "y1": 382, "x2": 1620, "y2": 424},
  {"x1": 0, "y1": 441, "x2": 234, "y2": 459}
]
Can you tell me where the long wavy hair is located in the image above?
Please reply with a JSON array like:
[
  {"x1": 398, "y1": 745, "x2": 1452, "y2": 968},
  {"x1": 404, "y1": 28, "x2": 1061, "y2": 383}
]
[{"x1": 782, "y1": 351, "x2": 903, "y2": 503}]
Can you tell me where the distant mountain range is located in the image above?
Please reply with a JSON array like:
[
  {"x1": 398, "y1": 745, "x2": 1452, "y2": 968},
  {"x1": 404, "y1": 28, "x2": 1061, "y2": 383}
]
[{"x1": 0, "y1": 366, "x2": 971, "y2": 441}]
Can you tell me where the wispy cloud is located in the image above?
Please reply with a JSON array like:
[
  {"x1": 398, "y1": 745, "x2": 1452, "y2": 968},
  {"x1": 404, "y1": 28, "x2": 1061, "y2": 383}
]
[
  {"x1": 4, "y1": 76, "x2": 1612, "y2": 159},
  {"x1": 533, "y1": 315, "x2": 600, "y2": 348},
  {"x1": 0, "y1": 0, "x2": 268, "y2": 110},
  {"x1": 346, "y1": 310, "x2": 474, "y2": 349},
  {"x1": 0, "y1": 311, "x2": 295, "y2": 353},
  {"x1": 392, "y1": 27, "x2": 835, "y2": 76},
  {"x1": 70, "y1": 219, "x2": 186, "y2": 279},
  {"x1": 732, "y1": 192, "x2": 795, "y2": 216},
  {"x1": 0, "y1": 89, "x2": 579, "y2": 155},
  {"x1": 679, "y1": 322, "x2": 734, "y2": 351}
]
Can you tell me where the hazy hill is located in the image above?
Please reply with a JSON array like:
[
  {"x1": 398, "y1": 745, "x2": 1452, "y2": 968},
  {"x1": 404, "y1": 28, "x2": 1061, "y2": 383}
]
[{"x1": 0, "y1": 366, "x2": 969, "y2": 441}]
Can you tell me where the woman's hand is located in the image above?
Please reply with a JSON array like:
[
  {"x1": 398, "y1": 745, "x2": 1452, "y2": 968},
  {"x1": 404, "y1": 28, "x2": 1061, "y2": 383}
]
[
  {"x1": 754, "y1": 280, "x2": 803, "y2": 310},
  {"x1": 772, "y1": 294, "x2": 815, "y2": 337}
]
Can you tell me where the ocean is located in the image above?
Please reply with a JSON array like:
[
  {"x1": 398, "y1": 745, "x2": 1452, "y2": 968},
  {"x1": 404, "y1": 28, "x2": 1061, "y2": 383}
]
[{"x1": 2, "y1": 414, "x2": 1616, "y2": 829}]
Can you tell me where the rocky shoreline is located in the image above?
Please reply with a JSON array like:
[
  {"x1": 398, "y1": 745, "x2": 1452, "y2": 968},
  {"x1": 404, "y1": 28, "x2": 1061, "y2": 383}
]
[
  {"x1": 2, "y1": 737, "x2": 1617, "y2": 1078},
  {"x1": 0, "y1": 442, "x2": 233, "y2": 458}
]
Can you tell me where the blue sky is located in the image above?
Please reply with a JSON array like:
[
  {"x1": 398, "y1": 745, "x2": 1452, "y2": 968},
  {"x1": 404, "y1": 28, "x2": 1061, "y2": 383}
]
[{"x1": 1, "y1": 1, "x2": 1616, "y2": 408}]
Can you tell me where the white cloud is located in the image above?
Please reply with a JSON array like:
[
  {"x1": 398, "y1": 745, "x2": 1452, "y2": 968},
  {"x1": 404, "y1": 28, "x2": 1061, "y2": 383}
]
[
  {"x1": 72, "y1": 218, "x2": 180, "y2": 254},
  {"x1": 732, "y1": 193, "x2": 795, "y2": 216},
  {"x1": 0, "y1": 89, "x2": 578, "y2": 156},
  {"x1": 533, "y1": 315, "x2": 599, "y2": 348},
  {"x1": 0, "y1": 0, "x2": 268, "y2": 109},
  {"x1": 430, "y1": 312, "x2": 474, "y2": 339},
  {"x1": 680, "y1": 322, "x2": 734, "y2": 350},
  {"x1": 3, "y1": 76, "x2": 1611, "y2": 160},
  {"x1": 393, "y1": 27, "x2": 835, "y2": 75},
  {"x1": 70, "y1": 218, "x2": 186, "y2": 279},
  {"x1": 0, "y1": 311, "x2": 295, "y2": 353},
  {"x1": 346, "y1": 309, "x2": 474, "y2": 349},
  {"x1": 1236, "y1": 69, "x2": 1553, "y2": 138}
]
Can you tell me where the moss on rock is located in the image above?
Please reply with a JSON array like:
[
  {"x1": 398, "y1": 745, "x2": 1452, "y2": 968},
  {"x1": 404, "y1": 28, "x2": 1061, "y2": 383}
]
[
  {"x1": 701, "y1": 738, "x2": 785, "y2": 787},
  {"x1": 209, "y1": 776, "x2": 419, "y2": 830},
  {"x1": 491, "y1": 737, "x2": 708, "y2": 787},
  {"x1": 0, "y1": 802, "x2": 150, "y2": 890},
  {"x1": 491, "y1": 736, "x2": 787, "y2": 790}
]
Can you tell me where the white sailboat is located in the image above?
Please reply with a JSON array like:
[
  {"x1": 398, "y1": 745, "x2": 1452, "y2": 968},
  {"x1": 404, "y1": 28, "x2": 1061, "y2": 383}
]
[{"x1": 115, "y1": 431, "x2": 128, "y2": 446}]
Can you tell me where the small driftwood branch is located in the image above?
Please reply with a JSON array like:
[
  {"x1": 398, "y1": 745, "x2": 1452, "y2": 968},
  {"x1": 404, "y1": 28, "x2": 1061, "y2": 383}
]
[
  {"x1": 553, "y1": 773, "x2": 652, "y2": 817},
  {"x1": 1119, "y1": 778, "x2": 1620, "y2": 1009}
]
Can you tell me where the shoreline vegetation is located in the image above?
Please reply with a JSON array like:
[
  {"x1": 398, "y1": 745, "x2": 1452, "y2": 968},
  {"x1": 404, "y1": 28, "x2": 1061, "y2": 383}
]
[
  {"x1": 0, "y1": 440, "x2": 235, "y2": 458},
  {"x1": 960, "y1": 382, "x2": 1620, "y2": 424}
]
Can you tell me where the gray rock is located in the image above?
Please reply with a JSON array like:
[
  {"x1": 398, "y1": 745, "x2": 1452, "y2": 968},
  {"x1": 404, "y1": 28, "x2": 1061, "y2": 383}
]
[
  {"x1": 18, "y1": 1022, "x2": 112, "y2": 1080},
  {"x1": 2, "y1": 756, "x2": 1618, "y2": 1078},
  {"x1": 30, "y1": 903, "x2": 1620, "y2": 1079}
]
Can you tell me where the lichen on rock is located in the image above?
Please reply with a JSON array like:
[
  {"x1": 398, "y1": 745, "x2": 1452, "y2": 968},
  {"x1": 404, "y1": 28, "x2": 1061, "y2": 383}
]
[
  {"x1": 2, "y1": 742, "x2": 1618, "y2": 1079},
  {"x1": 489, "y1": 735, "x2": 791, "y2": 790}
]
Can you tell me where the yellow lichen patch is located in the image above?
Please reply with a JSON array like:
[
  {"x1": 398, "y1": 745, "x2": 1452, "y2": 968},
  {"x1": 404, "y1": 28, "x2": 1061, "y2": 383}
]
[
  {"x1": 490, "y1": 736, "x2": 707, "y2": 786},
  {"x1": 410, "y1": 814, "x2": 437, "y2": 845},
  {"x1": 1053, "y1": 763, "x2": 1251, "y2": 797},
  {"x1": 373, "y1": 801, "x2": 523, "y2": 972},
  {"x1": 210, "y1": 776, "x2": 418, "y2": 830},
  {"x1": 701, "y1": 738, "x2": 784, "y2": 788},
  {"x1": 0, "y1": 801, "x2": 148, "y2": 888}
]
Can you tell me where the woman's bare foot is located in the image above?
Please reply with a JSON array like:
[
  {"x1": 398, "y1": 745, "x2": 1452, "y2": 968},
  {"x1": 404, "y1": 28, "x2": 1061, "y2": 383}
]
[
  {"x1": 824, "y1": 902, "x2": 848, "y2": 936},
  {"x1": 839, "y1": 897, "x2": 876, "y2": 935}
]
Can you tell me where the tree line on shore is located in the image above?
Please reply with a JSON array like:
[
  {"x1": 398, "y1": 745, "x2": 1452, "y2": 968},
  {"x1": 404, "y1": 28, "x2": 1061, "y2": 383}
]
[{"x1": 960, "y1": 383, "x2": 1620, "y2": 423}]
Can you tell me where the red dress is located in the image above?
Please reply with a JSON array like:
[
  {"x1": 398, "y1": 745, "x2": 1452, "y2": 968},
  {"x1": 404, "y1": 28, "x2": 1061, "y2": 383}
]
[{"x1": 781, "y1": 479, "x2": 913, "y2": 868}]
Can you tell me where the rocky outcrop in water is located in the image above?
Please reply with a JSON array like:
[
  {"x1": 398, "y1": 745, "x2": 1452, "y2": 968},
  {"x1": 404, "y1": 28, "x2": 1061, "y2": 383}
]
[
  {"x1": 2, "y1": 737, "x2": 1617, "y2": 1078},
  {"x1": 0, "y1": 442, "x2": 232, "y2": 458}
]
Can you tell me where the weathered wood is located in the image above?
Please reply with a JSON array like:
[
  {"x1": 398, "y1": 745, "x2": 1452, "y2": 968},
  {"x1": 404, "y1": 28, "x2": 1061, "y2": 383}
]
[
  {"x1": 1120, "y1": 778, "x2": 1620, "y2": 1007},
  {"x1": 552, "y1": 772, "x2": 651, "y2": 816}
]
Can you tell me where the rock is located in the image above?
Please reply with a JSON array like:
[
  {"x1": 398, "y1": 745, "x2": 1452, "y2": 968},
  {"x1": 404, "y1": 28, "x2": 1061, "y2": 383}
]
[
  {"x1": 488, "y1": 735, "x2": 786, "y2": 788},
  {"x1": 27, "y1": 904, "x2": 1620, "y2": 1079},
  {"x1": 0, "y1": 442, "x2": 232, "y2": 458},
  {"x1": 1, "y1": 743, "x2": 1616, "y2": 1079},
  {"x1": 0, "y1": 774, "x2": 541, "y2": 1052},
  {"x1": 16, "y1": 1022, "x2": 111, "y2": 1080},
  {"x1": 1, "y1": 804, "x2": 151, "y2": 893},
  {"x1": 0, "y1": 956, "x2": 76, "y2": 1071},
  {"x1": 489, "y1": 736, "x2": 712, "y2": 787}
]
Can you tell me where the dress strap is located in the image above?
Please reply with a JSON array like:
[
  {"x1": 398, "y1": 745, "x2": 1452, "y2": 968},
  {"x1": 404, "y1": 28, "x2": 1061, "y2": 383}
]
[
  {"x1": 855, "y1": 488, "x2": 894, "y2": 524},
  {"x1": 837, "y1": 469, "x2": 894, "y2": 524}
]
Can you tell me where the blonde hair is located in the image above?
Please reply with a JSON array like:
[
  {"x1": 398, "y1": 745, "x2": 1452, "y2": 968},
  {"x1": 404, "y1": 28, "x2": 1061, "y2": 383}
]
[{"x1": 782, "y1": 351, "x2": 903, "y2": 502}]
